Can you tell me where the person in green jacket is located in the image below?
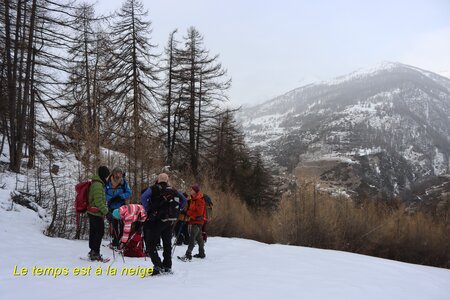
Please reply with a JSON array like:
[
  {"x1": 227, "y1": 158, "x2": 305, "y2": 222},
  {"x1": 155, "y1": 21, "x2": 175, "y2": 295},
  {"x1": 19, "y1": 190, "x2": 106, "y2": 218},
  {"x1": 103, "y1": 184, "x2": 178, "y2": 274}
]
[{"x1": 87, "y1": 166, "x2": 111, "y2": 261}]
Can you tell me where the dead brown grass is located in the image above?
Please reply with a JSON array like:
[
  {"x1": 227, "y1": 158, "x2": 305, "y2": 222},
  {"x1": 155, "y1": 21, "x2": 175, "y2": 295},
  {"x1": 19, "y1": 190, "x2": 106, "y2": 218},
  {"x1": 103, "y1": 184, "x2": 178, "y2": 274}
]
[{"x1": 204, "y1": 178, "x2": 450, "y2": 268}]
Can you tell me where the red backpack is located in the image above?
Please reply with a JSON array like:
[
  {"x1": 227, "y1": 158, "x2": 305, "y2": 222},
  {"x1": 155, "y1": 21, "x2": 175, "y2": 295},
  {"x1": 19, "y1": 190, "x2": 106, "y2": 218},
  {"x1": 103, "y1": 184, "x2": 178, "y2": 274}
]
[
  {"x1": 123, "y1": 231, "x2": 146, "y2": 257},
  {"x1": 75, "y1": 181, "x2": 99, "y2": 225}
]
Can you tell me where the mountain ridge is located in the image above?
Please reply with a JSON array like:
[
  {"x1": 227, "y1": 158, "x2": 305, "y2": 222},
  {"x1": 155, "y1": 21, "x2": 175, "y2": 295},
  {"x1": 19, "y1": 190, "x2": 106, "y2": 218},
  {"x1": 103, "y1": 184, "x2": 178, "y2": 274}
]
[{"x1": 239, "y1": 62, "x2": 450, "y2": 203}]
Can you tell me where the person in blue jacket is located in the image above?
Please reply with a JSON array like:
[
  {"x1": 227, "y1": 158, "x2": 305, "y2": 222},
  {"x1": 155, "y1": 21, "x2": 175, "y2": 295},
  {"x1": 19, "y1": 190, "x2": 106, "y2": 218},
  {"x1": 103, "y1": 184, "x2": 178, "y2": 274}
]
[
  {"x1": 105, "y1": 167, "x2": 132, "y2": 248},
  {"x1": 141, "y1": 173, "x2": 186, "y2": 274}
]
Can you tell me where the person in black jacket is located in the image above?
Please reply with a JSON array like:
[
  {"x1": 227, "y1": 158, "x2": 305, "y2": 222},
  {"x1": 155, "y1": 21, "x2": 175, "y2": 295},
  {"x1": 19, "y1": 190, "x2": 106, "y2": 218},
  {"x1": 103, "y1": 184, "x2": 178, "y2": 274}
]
[{"x1": 140, "y1": 173, "x2": 186, "y2": 274}]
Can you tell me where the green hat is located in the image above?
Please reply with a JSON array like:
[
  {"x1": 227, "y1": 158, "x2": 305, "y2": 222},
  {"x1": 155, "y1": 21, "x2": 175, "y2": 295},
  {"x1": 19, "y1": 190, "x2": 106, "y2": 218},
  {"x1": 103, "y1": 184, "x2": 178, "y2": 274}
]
[{"x1": 112, "y1": 209, "x2": 121, "y2": 219}]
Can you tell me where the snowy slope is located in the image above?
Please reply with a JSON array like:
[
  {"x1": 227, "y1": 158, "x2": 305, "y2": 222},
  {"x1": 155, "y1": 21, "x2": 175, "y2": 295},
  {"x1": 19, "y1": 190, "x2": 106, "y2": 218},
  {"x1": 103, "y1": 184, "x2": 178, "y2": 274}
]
[{"x1": 1, "y1": 178, "x2": 449, "y2": 300}]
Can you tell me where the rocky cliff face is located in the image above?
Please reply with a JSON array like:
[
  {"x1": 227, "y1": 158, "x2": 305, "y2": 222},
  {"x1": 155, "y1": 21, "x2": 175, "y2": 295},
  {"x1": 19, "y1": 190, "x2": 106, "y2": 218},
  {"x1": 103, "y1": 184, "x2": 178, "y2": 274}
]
[{"x1": 239, "y1": 62, "x2": 450, "y2": 202}]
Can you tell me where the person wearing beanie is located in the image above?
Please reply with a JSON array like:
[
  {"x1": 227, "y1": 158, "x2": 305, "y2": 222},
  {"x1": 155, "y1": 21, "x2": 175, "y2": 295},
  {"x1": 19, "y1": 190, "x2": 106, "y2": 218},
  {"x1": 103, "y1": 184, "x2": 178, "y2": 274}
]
[
  {"x1": 191, "y1": 184, "x2": 200, "y2": 193},
  {"x1": 105, "y1": 167, "x2": 132, "y2": 248},
  {"x1": 111, "y1": 204, "x2": 147, "y2": 250},
  {"x1": 97, "y1": 166, "x2": 110, "y2": 183},
  {"x1": 178, "y1": 184, "x2": 207, "y2": 261},
  {"x1": 87, "y1": 166, "x2": 110, "y2": 261},
  {"x1": 112, "y1": 209, "x2": 121, "y2": 219},
  {"x1": 140, "y1": 173, "x2": 187, "y2": 274}
]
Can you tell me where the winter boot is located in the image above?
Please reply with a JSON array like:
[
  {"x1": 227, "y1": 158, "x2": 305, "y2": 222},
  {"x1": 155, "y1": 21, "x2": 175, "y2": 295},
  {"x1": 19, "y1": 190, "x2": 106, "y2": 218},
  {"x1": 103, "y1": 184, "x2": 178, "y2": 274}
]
[
  {"x1": 152, "y1": 266, "x2": 163, "y2": 275},
  {"x1": 89, "y1": 251, "x2": 103, "y2": 261},
  {"x1": 151, "y1": 266, "x2": 171, "y2": 276},
  {"x1": 193, "y1": 253, "x2": 206, "y2": 259}
]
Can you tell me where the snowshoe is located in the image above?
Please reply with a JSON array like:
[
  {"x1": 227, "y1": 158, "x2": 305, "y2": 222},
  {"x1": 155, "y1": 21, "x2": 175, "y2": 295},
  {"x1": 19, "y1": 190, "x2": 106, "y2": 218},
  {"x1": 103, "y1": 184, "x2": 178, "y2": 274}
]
[
  {"x1": 80, "y1": 251, "x2": 110, "y2": 263},
  {"x1": 151, "y1": 266, "x2": 173, "y2": 276},
  {"x1": 80, "y1": 255, "x2": 111, "y2": 263},
  {"x1": 177, "y1": 255, "x2": 192, "y2": 262}
]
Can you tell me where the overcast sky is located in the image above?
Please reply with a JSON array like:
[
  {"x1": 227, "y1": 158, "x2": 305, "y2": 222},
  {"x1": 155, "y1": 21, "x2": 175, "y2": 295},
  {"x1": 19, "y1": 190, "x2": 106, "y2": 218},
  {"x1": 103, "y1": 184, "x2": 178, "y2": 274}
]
[{"x1": 92, "y1": 0, "x2": 450, "y2": 107}]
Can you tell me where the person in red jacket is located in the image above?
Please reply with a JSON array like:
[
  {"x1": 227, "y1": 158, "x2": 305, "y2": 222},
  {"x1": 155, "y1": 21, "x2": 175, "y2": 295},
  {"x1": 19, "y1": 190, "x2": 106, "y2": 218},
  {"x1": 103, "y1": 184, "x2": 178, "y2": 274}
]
[
  {"x1": 178, "y1": 184, "x2": 206, "y2": 261},
  {"x1": 112, "y1": 204, "x2": 147, "y2": 250}
]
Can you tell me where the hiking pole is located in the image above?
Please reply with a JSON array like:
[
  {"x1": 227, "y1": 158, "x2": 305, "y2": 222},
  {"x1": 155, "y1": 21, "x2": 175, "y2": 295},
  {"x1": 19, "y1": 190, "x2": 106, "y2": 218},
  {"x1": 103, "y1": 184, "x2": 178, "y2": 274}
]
[
  {"x1": 171, "y1": 221, "x2": 186, "y2": 258},
  {"x1": 112, "y1": 221, "x2": 122, "y2": 262},
  {"x1": 109, "y1": 222, "x2": 116, "y2": 262},
  {"x1": 120, "y1": 250, "x2": 125, "y2": 263},
  {"x1": 136, "y1": 239, "x2": 145, "y2": 261},
  {"x1": 171, "y1": 222, "x2": 181, "y2": 257},
  {"x1": 115, "y1": 242, "x2": 125, "y2": 263},
  {"x1": 168, "y1": 219, "x2": 180, "y2": 254},
  {"x1": 170, "y1": 219, "x2": 179, "y2": 241},
  {"x1": 116, "y1": 229, "x2": 140, "y2": 263},
  {"x1": 141, "y1": 228, "x2": 147, "y2": 261}
]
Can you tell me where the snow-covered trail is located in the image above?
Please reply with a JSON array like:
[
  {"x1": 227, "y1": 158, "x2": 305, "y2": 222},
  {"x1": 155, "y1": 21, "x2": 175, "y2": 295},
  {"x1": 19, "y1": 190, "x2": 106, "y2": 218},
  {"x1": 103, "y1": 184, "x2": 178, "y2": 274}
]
[{"x1": 1, "y1": 194, "x2": 449, "y2": 300}]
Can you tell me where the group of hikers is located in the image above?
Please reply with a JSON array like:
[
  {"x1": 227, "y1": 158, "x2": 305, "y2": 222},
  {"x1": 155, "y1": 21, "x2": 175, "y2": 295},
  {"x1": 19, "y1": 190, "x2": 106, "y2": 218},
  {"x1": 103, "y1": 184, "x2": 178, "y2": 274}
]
[{"x1": 86, "y1": 166, "x2": 212, "y2": 275}]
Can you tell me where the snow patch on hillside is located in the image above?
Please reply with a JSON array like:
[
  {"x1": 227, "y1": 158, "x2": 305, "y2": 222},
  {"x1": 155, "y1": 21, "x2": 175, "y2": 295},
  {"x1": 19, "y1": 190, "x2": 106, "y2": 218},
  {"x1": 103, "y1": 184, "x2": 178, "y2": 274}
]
[
  {"x1": 433, "y1": 149, "x2": 448, "y2": 175},
  {"x1": 325, "y1": 61, "x2": 399, "y2": 86}
]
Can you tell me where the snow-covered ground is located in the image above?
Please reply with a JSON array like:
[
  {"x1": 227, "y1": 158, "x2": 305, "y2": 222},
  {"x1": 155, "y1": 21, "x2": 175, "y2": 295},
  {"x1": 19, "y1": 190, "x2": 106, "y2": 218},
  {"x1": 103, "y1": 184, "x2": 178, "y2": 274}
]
[{"x1": 1, "y1": 175, "x2": 450, "y2": 300}]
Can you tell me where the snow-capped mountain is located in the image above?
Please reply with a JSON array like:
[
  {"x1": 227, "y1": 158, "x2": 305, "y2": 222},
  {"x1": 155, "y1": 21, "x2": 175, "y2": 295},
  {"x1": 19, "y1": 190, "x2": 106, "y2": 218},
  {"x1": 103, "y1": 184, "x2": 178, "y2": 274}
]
[{"x1": 239, "y1": 62, "x2": 450, "y2": 201}]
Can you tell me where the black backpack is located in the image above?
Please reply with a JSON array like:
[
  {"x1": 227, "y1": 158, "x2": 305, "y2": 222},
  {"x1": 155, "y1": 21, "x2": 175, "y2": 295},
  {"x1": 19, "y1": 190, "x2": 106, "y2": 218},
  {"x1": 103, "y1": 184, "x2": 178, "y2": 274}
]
[
  {"x1": 203, "y1": 193, "x2": 213, "y2": 220},
  {"x1": 149, "y1": 184, "x2": 180, "y2": 222}
]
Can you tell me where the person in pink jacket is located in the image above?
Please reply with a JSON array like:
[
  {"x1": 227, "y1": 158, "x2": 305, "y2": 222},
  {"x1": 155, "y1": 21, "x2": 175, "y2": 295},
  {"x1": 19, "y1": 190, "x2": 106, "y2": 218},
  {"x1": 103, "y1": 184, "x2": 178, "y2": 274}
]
[{"x1": 112, "y1": 204, "x2": 147, "y2": 249}]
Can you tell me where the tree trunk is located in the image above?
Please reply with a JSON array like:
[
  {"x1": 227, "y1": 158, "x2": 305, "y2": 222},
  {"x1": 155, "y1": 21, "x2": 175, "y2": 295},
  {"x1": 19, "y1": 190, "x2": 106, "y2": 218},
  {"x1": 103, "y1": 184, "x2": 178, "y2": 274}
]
[
  {"x1": 189, "y1": 44, "x2": 197, "y2": 176},
  {"x1": 83, "y1": 7, "x2": 92, "y2": 128},
  {"x1": 11, "y1": 0, "x2": 24, "y2": 172},
  {"x1": 92, "y1": 40, "x2": 100, "y2": 166},
  {"x1": 26, "y1": 47, "x2": 37, "y2": 169},
  {"x1": 5, "y1": 0, "x2": 19, "y2": 172},
  {"x1": 0, "y1": 134, "x2": 5, "y2": 158},
  {"x1": 195, "y1": 73, "x2": 202, "y2": 175},
  {"x1": 166, "y1": 36, "x2": 174, "y2": 165},
  {"x1": 131, "y1": 0, "x2": 139, "y2": 195},
  {"x1": 15, "y1": 0, "x2": 37, "y2": 172},
  {"x1": 47, "y1": 155, "x2": 59, "y2": 235}
]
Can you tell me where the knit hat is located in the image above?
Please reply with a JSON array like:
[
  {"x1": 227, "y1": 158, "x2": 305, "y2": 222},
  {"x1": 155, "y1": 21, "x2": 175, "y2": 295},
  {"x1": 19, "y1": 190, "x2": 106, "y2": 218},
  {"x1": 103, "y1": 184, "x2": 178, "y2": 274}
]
[
  {"x1": 111, "y1": 167, "x2": 124, "y2": 176},
  {"x1": 112, "y1": 209, "x2": 121, "y2": 220},
  {"x1": 98, "y1": 166, "x2": 110, "y2": 183},
  {"x1": 157, "y1": 173, "x2": 169, "y2": 184},
  {"x1": 191, "y1": 184, "x2": 200, "y2": 193}
]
